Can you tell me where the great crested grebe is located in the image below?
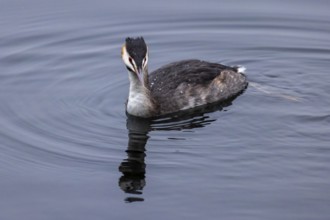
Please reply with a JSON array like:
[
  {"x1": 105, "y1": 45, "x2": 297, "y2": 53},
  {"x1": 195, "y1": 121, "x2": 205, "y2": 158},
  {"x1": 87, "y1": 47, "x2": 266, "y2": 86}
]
[{"x1": 121, "y1": 37, "x2": 247, "y2": 118}]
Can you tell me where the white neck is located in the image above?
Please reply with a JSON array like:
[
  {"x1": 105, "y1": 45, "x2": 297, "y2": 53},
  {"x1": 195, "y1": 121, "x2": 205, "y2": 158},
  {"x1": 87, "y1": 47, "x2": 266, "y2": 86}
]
[{"x1": 126, "y1": 71, "x2": 156, "y2": 118}]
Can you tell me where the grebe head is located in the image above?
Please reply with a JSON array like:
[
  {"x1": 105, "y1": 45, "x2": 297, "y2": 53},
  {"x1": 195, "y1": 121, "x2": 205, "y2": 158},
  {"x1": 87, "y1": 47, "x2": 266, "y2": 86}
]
[{"x1": 121, "y1": 37, "x2": 148, "y2": 84}]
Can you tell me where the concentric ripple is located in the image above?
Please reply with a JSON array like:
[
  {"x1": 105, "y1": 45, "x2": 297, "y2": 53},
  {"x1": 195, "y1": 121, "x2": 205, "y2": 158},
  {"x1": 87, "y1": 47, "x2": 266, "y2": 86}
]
[
  {"x1": 0, "y1": 0, "x2": 330, "y2": 218},
  {"x1": 1, "y1": 12, "x2": 330, "y2": 172}
]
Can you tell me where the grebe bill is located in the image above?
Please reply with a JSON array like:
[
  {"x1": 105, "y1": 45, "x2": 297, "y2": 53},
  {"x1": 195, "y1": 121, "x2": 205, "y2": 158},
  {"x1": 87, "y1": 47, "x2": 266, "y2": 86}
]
[{"x1": 121, "y1": 37, "x2": 247, "y2": 118}]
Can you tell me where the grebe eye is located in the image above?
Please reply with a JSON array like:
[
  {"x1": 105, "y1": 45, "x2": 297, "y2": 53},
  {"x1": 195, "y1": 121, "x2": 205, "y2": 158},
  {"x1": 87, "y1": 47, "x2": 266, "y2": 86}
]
[
  {"x1": 128, "y1": 57, "x2": 134, "y2": 65},
  {"x1": 143, "y1": 57, "x2": 147, "y2": 66}
]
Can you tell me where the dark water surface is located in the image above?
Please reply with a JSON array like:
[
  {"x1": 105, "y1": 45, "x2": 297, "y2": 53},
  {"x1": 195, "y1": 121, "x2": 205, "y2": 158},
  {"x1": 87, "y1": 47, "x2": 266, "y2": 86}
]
[{"x1": 1, "y1": 0, "x2": 330, "y2": 219}]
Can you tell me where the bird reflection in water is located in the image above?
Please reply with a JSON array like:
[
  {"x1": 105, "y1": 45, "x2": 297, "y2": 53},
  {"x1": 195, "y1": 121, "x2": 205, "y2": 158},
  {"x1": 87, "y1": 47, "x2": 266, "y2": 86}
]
[
  {"x1": 118, "y1": 96, "x2": 243, "y2": 202},
  {"x1": 118, "y1": 116, "x2": 151, "y2": 203}
]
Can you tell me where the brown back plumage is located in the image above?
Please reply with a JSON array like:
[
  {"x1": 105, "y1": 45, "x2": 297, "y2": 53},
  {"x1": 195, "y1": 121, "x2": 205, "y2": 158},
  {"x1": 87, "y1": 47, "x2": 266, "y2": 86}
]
[{"x1": 148, "y1": 59, "x2": 247, "y2": 114}]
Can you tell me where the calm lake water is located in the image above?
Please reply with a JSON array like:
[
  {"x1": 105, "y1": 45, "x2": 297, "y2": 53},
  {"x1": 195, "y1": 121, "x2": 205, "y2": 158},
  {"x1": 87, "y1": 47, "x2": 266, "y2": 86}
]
[{"x1": 1, "y1": 0, "x2": 330, "y2": 219}]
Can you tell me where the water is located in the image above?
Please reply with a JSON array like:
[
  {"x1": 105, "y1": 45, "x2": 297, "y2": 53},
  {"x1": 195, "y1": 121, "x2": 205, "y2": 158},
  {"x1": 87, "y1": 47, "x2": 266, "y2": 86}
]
[{"x1": 1, "y1": 0, "x2": 330, "y2": 219}]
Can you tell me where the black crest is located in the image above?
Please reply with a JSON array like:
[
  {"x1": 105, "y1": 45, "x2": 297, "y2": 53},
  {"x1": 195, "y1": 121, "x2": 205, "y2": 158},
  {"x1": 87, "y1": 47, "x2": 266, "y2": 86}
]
[{"x1": 125, "y1": 37, "x2": 147, "y2": 68}]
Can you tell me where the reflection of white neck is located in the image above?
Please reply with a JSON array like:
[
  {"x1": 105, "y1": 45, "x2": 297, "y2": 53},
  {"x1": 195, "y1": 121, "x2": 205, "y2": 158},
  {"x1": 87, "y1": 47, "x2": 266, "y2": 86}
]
[{"x1": 126, "y1": 71, "x2": 156, "y2": 118}]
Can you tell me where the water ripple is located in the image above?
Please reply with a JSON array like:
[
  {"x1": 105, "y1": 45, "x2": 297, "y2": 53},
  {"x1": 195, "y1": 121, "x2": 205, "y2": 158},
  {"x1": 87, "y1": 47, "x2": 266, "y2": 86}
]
[{"x1": 1, "y1": 12, "x2": 329, "y2": 173}]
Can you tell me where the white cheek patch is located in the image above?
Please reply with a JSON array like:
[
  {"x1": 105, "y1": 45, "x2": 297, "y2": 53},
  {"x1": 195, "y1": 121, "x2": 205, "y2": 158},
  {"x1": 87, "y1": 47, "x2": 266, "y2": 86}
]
[
  {"x1": 122, "y1": 46, "x2": 136, "y2": 71},
  {"x1": 144, "y1": 48, "x2": 148, "y2": 68},
  {"x1": 143, "y1": 54, "x2": 148, "y2": 68}
]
